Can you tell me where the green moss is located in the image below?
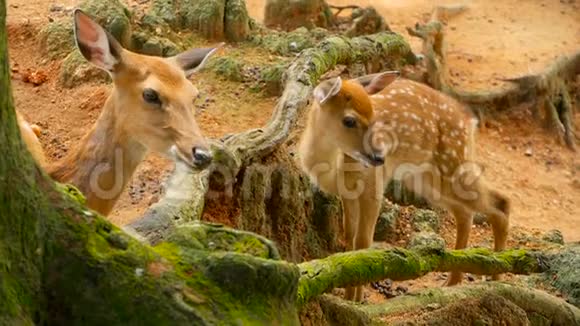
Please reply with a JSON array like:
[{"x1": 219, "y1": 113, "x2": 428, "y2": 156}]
[
  {"x1": 131, "y1": 32, "x2": 180, "y2": 57},
  {"x1": 167, "y1": 222, "x2": 281, "y2": 259},
  {"x1": 253, "y1": 27, "x2": 329, "y2": 56},
  {"x1": 207, "y1": 56, "x2": 244, "y2": 82},
  {"x1": 54, "y1": 182, "x2": 86, "y2": 205},
  {"x1": 260, "y1": 63, "x2": 286, "y2": 96}
]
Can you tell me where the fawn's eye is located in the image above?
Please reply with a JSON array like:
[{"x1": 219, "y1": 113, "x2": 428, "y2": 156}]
[
  {"x1": 143, "y1": 88, "x2": 161, "y2": 106},
  {"x1": 342, "y1": 116, "x2": 357, "y2": 129}
]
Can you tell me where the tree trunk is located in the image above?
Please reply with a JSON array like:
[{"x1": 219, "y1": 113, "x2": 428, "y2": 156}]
[
  {"x1": 264, "y1": 0, "x2": 334, "y2": 31},
  {"x1": 146, "y1": 0, "x2": 251, "y2": 41}
]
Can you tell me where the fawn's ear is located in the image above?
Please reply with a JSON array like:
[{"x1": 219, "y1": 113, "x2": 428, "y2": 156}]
[
  {"x1": 355, "y1": 71, "x2": 400, "y2": 94},
  {"x1": 73, "y1": 9, "x2": 123, "y2": 73},
  {"x1": 314, "y1": 77, "x2": 342, "y2": 105},
  {"x1": 168, "y1": 43, "x2": 224, "y2": 78}
]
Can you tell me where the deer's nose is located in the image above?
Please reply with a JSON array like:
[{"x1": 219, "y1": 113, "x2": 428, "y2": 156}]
[
  {"x1": 368, "y1": 152, "x2": 385, "y2": 166},
  {"x1": 192, "y1": 146, "x2": 212, "y2": 168}
]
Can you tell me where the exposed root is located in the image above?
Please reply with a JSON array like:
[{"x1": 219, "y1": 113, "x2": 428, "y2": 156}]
[
  {"x1": 128, "y1": 32, "x2": 414, "y2": 243},
  {"x1": 297, "y1": 247, "x2": 548, "y2": 306},
  {"x1": 408, "y1": 5, "x2": 580, "y2": 150}
]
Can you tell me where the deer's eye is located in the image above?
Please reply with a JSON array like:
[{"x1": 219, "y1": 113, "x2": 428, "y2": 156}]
[
  {"x1": 342, "y1": 116, "x2": 357, "y2": 129},
  {"x1": 143, "y1": 88, "x2": 161, "y2": 106}
]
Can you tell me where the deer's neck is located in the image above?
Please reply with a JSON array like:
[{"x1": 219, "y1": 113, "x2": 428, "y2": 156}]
[
  {"x1": 298, "y1": 108, "x2": 342, "y2": 194},
  {"x1": 48, "y1": 92, "x2": 147, "y2": 216}
]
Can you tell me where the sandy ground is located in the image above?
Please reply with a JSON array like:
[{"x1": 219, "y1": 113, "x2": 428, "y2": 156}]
[{"x1": 6, "y1": 0, "x2": 580, "y2": 243}]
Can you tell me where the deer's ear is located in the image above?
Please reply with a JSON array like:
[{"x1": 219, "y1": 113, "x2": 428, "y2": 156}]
[
  {"x1": 354, "y1": 71, "x2": 400, "y2": 95},
  {"x1": 73, "y1": 9, "x2": 123, "y2": 73},
  {"x1": 314, "y1": 77, "x2": 342, "y2": 105},
  {"x1": 169, "y1": 43, "x2": 224, "y2": 77}
]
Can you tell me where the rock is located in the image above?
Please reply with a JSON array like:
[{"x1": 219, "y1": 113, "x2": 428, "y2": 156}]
[
  {"x1": 59, "y1": 51, "x2": 109, "y2": 88},
  {"x1": 131, "y1": 32, "x2": 179, "y2": 57},
  {"x1": 542, "y1": 229, "x2": 565, "y2": 245},
  {"x1": 374, "y1": 204, "x2": 400, "y2": 242},
  {"x1": 80, "y1": 0, "x2": 132, "y2": 47},
  {"x1": 473, "y1": 212, "x2": 488, "y2": 225},
  {"x1": 38, "y1": 21, "x2": 74, "y2": 60},
  {"x1": 264, "y1": 0, "x2": 335, "y2": 31},
  {"x1": 260, "y1": 63, "x2": 286, "y2": 96},
  {"x1": 524, "y1": 148, "x2": 533, "y2": 156},
  {"x1": 252, "y1": 27, "x2": 328, "y2": 56},
  {"x1": 208, "y1": 57, "x2": 244, "y2": 82},
  {"x1": 410, "y1": 209, "x2": 440, "y2": 233},
  {"x1": 407, "y1": 232, "x2": 446, "y2": 251},
  {"x1": 385, "y1": 179, "x2": 431, "y2": 209},
  {"x1": 542, "y1": 244, "x2": 580, "y2": 307}
]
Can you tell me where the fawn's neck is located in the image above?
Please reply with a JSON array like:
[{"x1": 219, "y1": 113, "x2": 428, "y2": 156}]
[
  {"x1": 48, "y1": 91, "x2": 147, "y2": 215},
  {"x1": 298, "y1": 107, "x2": 342, "y2": 194}
]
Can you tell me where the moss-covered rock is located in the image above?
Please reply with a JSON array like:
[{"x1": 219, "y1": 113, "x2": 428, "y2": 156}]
[
  {"x1": 544, "y1": 244, "x2": 580, "y2": 307},
  {"x1": 410, "y1": 209, "x2": 440, "y2": 233},
  {"x1": 167, "y1": 222, "x2": 281, "y2": 259},
  {"x1": 208, "y1": 56, "x2": 244, "y2": 82},
  {"x1": 260, "y1": 63, "x2": 286, "y2": 96},
  {"x1": 374, "y1": 204, "x2": 400, "y2": 242},
  {"x1": 408, "y1": 232, "x2": 446, "y2": 251},
  {"x1": 79, "y1": 0, "x2": 131, "y2": 48},
  {"x1": 264, "y1": 0, "x2": 335, "y2": 31},
  {"x1": 385, "y1": 179, "x2": 431, "y2": 209},
  {"x1": 131, "y1": 32, "x2": 180, "y2": 57},
  {"x1": 473, "y1": 212, "x2": 488, "y2": 225},
  {"x1": 38, "y1": 21, "x2": 74, "y2": 60},
  {"x1": 253, "y1": 27, "x2": 329, "y2": 56},
  {"x1": 542, "y1": 229, "x2": 565, "y2": 245},
  {"x1": 59, "y1": 51, "x2": 109, "y2": 88}
]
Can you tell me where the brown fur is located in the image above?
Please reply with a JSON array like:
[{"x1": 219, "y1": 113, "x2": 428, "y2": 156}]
[
  {"x1": 17, "y1": 112, "x2": 47, "y2": 167},
  {"x1": 299, "y1": 74, "x2": 510, "y2": 302},
  {"x1": 17, "y1": 11, "x2": 218, "y2": 216}
]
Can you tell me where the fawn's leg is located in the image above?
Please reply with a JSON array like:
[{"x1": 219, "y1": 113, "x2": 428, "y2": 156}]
[
  {"x1": 482, "y1": 189, "x2": 510, "y2": 281},
  {"x1": 352, "y1": 194, "x2": 382, "y2": 301},
  {"x1": 342, "y1": 198, "x2": 359, "y2": 300},
  {"x1": 446, "y1": 205, "x2": 473, "y2": 286}
]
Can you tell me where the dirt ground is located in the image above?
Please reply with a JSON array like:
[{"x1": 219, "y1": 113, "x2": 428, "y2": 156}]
[{"x1": 6, "y1": 0, "x2": 580, "y2": 250}]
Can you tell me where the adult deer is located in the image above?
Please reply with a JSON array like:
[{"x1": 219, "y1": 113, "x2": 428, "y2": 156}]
[
  {"x1": 298, "y1": 71, "x2": 510, "y2": 302},
  {"x1": 17, "y1": 10, "x2": 221, "y2": 216}
]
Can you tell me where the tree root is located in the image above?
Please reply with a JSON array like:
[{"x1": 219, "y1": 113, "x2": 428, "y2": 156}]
[
  {"x1": 318, "y1": 282, "x2": 580, "y2": 326},
  {"x1": 296, "y1": 247, "x2": 548, "y2": 306},
  {"x1": 407, "y1": 5, "x2": 579, "y2": 150},
  {"x1": 127, "y1": 31, "x2": 414, "y2": 244}
]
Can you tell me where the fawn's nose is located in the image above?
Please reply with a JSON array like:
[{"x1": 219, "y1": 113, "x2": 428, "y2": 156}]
[
  {"x1": 192, "y1": 146, "x2": 212, "y2": 168},
  {"x1": 368, "y1": 152, "x2": 385, "y2": 166}
]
